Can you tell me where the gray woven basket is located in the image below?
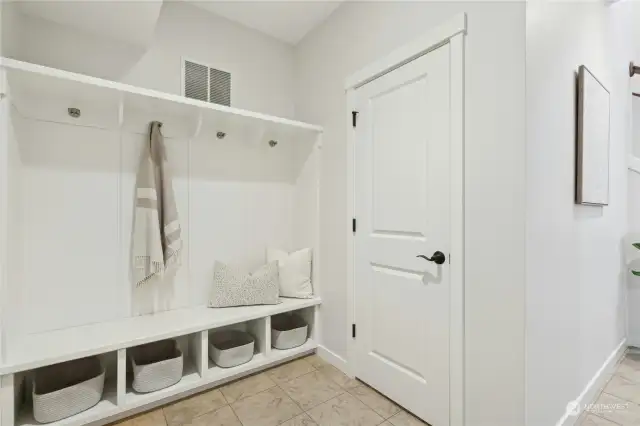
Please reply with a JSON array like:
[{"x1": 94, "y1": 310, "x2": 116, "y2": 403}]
[
  {"x1": 32, "y1": 356, "x2": 105, "y2": 424},
  {"x1": 129, "y1": 339, "x2": 183, "y2": 393},
  {"x1": 209, "y1": 330, "x2": 255, "y2": 368},
  {"x1": 271, "y1": 314, "x2": 308, "y2": 350}
]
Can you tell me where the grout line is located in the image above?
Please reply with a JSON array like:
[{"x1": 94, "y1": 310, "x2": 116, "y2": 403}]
[
  {"x1": 601, "y1": 391, "x2": 640, "y2": 407},
  {"x1": 346, "y1": 383, "x2": 402, "y2": 420},
  {"x1": 227, "y1": 402, "x2": 245, "y2": 426},
  {"x1": 277, "y1": 383, "x2": 305, "y2": 414},
  {"x1": 219, "y1": 388, "x2": 229, "y2": 405},
  {"x1": 592, "y1": 413, "x2": 624, "y2": 426},
  {"x1": 160, "y1": 405, "x2": 170, "y2": 426},
  {"x1": 586, "y1": 412, "x2": 623, "y2": 426}
]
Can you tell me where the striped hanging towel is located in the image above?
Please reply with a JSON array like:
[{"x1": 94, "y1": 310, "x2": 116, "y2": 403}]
[{"x1": 132, "y1": 121, "x2": 182, "y2": 286}]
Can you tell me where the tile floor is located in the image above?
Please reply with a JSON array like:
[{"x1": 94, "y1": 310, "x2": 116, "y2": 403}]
[
  {"x1": 111, "y1": 354, "x2": 428, "y2": 426},
  {"x1": 579, "y1": 351, "x2": 640, "y2": 425}
]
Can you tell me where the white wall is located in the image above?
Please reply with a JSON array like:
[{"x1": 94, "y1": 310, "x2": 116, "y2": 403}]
[
  {"x1": 627, "y1": 2, "x2": 640, "y2": 351},
  {"x1": 0, "y1": 0, "x2": 312, "y2": 337},
  {"x1": 526, "y1": 1, "x2": 631, "y2": 425},
  {"x1": 294, "y1": 3, "x2": 527, "y2": 425},
  {"x1": 4, "y1": 100, "x2": 317, "y2": 337},
  {"x1": 2, "y1": 1, "x2": 295, "y2": 118},
  {"x1": 629, "y1": 95, "x2": 640, "y2": 346}
]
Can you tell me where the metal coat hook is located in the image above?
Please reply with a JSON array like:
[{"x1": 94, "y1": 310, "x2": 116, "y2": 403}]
[{"x1": 630, "y1": 62, "x2": 640, "y2": 77}]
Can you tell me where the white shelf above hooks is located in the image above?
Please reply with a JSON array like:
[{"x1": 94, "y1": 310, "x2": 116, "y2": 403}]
[{"x1": 0, "y1": 57, "x2": 323, "y2": 143}]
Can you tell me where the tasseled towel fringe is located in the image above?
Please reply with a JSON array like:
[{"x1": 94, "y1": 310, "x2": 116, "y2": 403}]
[
  {"x1": 134, "y1": 249, "x2": 182, "y2": 287},
  {"x1": 135, "y1": 256, "x2": 165, "y2": 287},
  {"x1": 164, "y1": 248, "x2": 182, "y2": 269}
]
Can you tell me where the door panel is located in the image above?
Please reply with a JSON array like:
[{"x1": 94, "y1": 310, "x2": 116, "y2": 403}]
[
  {"x1": 355, "y1": 43, "x2": 451, "y2": 426},
  {"x1": 371, "y1": 76, "x2": 428, "y2": 235},
  {"x1": 370, "y1": 266, "x2": 428, "y2": 375}
]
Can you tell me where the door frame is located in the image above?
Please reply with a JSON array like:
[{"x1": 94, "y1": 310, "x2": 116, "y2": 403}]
[{"x1": 345, "y1": 13, "x2": 466, "y2": 426}]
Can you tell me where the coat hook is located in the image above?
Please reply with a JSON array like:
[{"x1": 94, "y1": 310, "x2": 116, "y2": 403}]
[
  {"x1": 217, "y1": 131, "x2": 226, "y2": 139},
  {"x1": 68, "y1": 107, "x2": 81, "y2": 118},
  {"x1": 630, "y1": 62, "x2": 640, "y2": 77},
  {"x1": 269, "y1": 140, "x2": 278, "y2": 148}
]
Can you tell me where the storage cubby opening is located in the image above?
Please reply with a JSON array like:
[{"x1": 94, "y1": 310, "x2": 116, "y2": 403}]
[
  {"x1": 271, "y1": 307, "x2": 315, "y2": 352},
  {"x1": 15, "y1": 353, "x2": 118, "y2": 426},
  {"x1": 125, "y1": 335, "x2": 196, "y2": 401},
  {"x1": 207, "y1": 318, "x2": 267, "y2": 372}
]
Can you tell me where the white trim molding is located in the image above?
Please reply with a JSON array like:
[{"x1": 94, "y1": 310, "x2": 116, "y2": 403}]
[
  {"x1": 317, "y1": 345, "x2": 349, "y2": 372},
  {"x1": 345, "y1": 12, "x2": 466, "y2": 426},
  {"x1": 556, "y1": 339, "x2": 627, "y2": 426},
  {"x1": 344, "y1": 12, "x2": 467, "y2": 90}
]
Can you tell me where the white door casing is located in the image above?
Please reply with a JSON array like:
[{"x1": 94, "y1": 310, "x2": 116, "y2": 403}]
[{"x1": 345, "y1": 13, "x2": 465, "y2": 426}]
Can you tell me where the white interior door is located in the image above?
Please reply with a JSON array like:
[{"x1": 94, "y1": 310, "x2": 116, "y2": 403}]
[{"x1": 354, "y1": 43, "x2": 451, "y2": 426}]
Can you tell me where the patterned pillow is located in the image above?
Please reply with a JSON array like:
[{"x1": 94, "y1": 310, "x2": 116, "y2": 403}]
[{"x1": 208, "y1": 261, "x2": 280, "y2": 308}]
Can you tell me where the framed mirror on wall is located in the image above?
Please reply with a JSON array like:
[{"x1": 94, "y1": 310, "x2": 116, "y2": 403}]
[{"x1": 576, "y1": 65, "x2": 611, "y2": 206}]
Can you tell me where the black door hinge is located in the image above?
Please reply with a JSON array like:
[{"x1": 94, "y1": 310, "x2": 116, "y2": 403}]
[
  {"x1": 352, "y1": 111, "x2": 359, "y2": 128},
  {"x1": 352, "y1": 324, "x2": 356, "y2": 338},
  {"x1": 352, "y1": 218, "x2": 357, "y2": 233}
]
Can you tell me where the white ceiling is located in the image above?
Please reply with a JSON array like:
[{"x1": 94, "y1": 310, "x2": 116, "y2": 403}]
[
  {"x1": 186, "y1": 1, "x2": 343, "y2": 45},
  {"x1": 16, "y1": 0, "x2": 163, "y2": 48}
]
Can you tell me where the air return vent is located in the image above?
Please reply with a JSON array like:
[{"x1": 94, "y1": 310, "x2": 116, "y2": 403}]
[{"x1": 183, "y1": 60, "x2": 231, "y2": 106}]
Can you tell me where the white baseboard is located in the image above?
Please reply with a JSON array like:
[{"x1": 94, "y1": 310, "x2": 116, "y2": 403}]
[
  {"x1": 556, "y1": 339, "x2": 627, "y2": 426},
  {"x1": 317, "y1": 345, "x2": 348, "y2": 372}
]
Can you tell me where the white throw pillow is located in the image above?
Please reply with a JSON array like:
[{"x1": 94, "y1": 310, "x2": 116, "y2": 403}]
[
  {"x1": 208, "y1": 261, "x2": 280, "y2": 308},
  {"x1": 267, "y1": 248, "x2": 313, "y2": 299}
]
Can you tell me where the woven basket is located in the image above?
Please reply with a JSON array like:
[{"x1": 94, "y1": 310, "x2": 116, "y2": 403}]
[
  {"x1": 209, "y1": 330, "x2": 255, "y2": 368},
  {"x1": 32, "y1": 356, "x2": 105, "y2": 424},
  {"x1": 129, "y1": 339, "x2": 183, "y2": 393},
  {"x1": 271, "y1": 314, "x2": 308, "y2": 350}
]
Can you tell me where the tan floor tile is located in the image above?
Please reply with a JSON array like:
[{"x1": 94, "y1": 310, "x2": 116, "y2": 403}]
[
  {"x1": 231, "y1": 386, "x2": 302, "y2": 426},
  {"x1": 266, "y1": 358, "x2": 315, "y2": 385},
  {"x1": 280, "y1": 370, "x2": 344, "y2": 410},
  {"x1": 379, "y1": 423, "x2": 394, "y2": 426},
  {"x1": 220, "y1": 372, "x2": 276, "y2": 403},
  {"x1": 279, "y1": 413, "x2": 318, "y2": 426},
  {"x1": 307, "y1": 393, "x2": 384, "y2": 426},
  {"x1": 387, "y1": 410, "x2": 429, "y2": 426},
  {"x1": 349, "y1": 384, "x2": 401, "y2": 419},
  {"x1": 304, "y1": 354, "x2": 329, "y2": 369},
  {"x1": 604, "y1": 376, "x2": 640, "y2": 405},
  {"x1": 163, "y1": 389, "x2": 227, "y2": 426},
  {"x1": 180, "y1": 406, "x2": 241, "y2": 426},
  {"x1": 589, "y1": 392, "x2": 640, "y2": 425},
  {"x1": 112, "y1": 409, "x2": 166, "y2": 426},
  {"x1": 623, "y1": 353, "x2": 640, "y2": 370},
  {"x1": 317, "y1": 365, "x2": 360, "y2": 389},
  {"x1": 579, "y1": 414, "x2": 620, "y2": 425},
  {"x1": 618, "y1": 357, "x2": 640, "y2": 384}
]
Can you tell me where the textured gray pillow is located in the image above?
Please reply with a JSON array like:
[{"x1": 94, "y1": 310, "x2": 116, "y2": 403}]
[{"x1": 208, "y1": 261, "x2": 280, "y2": 308}]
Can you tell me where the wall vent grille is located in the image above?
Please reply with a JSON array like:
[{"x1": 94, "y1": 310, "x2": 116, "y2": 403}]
[{"x1": 183, "y1": 60, "x2": 231, "y2": 106}]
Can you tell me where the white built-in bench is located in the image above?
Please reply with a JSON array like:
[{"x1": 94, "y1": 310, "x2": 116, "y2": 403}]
[{"x1": 0, "y1": 298, "x2": 320, "y2": 426}]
